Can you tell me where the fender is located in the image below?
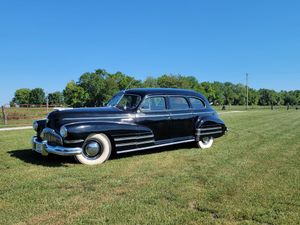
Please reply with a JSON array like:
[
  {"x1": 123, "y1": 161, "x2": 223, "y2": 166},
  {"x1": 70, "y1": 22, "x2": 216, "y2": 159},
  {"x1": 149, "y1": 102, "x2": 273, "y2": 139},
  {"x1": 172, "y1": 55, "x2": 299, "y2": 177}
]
[
  {"x1": 63, "y1": 121, "x2": 153, "y2": 148},
  {"x1": 195, "y1": 114, "x2": 227, "y2": 141},
  {"x1": 35, "y1": 119, "x2": 47, "y2": 138}
]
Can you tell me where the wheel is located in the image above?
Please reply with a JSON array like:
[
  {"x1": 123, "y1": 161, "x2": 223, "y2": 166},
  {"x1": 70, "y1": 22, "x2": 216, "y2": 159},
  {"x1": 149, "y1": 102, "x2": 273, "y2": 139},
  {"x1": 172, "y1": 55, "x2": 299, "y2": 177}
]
[
  {"x1": 75, "y1": 133, "x2": 112, "y2": 165},
  {"x1": 197, "y1": 136, "x2": 214, "y2": 149}
]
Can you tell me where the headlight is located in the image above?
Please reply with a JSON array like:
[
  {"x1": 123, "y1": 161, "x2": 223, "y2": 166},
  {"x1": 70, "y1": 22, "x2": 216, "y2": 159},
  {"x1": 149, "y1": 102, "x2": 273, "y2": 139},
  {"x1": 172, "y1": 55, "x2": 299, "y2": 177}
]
[
  {"x1": 60, "y1": 126, "x2": 68, "y2": 138},
  {"x1": 33, "y1": 121, "x2": 38, "y2": 131}
]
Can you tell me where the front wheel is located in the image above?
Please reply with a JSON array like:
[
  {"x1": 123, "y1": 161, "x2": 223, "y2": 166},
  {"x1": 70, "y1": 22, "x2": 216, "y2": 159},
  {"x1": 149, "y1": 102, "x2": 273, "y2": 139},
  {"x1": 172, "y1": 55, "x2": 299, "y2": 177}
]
[
  {"x1": 197, "y1": 137, "x2": 214, "y2": 149},
  {"x1": 75, "y1": 133, "x2": 112, "y2": 165}
]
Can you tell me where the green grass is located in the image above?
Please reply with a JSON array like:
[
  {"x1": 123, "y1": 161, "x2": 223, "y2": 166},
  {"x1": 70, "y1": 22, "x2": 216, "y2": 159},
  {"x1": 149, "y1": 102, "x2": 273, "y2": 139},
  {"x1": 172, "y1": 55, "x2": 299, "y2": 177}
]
[{"x1": 0, "y1": 110, "x2": 299, "y2": 225}]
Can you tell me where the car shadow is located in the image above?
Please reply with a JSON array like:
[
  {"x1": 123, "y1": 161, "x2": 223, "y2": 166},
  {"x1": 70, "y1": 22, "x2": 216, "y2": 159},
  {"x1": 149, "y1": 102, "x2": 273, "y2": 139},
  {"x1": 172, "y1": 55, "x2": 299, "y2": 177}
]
[
  {"x1": 8, "y1": 149, "x2": 76, "y2": 167},
  {"x1": 8, "y1": 143, "x2": 196, "y2": 166}
]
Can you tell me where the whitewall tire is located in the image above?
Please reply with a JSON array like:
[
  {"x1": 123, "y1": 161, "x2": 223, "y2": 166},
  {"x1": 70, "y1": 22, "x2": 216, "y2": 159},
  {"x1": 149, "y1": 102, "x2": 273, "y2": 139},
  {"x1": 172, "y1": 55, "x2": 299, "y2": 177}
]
[
  {"x1": 75, "y1": 133, "x2": 112, "y2": 165},
  {"x1": 197, "y1": 137, "x2": 214, "y2": 149}
]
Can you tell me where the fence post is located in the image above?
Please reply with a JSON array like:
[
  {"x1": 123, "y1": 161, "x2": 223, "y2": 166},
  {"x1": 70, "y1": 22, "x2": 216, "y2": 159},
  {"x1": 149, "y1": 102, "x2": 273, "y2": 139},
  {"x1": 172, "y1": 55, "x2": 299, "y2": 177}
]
[{"x1": 1, "y1": 106, "x2": 7, "y2": 125}]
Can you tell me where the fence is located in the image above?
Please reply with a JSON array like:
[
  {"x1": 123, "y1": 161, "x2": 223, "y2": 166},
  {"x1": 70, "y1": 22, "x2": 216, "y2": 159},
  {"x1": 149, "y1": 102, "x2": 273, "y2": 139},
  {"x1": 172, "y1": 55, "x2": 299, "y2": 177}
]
[
  {"x1": 0, "y1": 104, "x2": 63, "y2": 126},
  {"x1": 213, "y1": 104, "x2": 299, "y2": 111}
]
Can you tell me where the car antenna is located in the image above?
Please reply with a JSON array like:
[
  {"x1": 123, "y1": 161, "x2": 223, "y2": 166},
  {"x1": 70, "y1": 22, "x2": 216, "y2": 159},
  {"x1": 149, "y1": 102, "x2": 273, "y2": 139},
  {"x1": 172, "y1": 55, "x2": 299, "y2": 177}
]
[{"x1": 125, "y1": 79, "x2": 134, "y2": 90}]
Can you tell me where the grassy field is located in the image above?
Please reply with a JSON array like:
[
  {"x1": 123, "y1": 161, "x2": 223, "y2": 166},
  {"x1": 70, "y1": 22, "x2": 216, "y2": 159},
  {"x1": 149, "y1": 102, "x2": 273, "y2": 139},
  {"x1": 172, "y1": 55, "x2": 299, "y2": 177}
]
[{"x1": 0, "y1": 110, "x2": 299, "y2": 224}]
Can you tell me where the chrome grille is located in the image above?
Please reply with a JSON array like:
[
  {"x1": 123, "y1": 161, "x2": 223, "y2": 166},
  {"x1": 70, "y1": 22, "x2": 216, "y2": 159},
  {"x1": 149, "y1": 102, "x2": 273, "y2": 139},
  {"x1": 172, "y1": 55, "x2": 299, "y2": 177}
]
[{"x1": 41, "y1": 128, "x2": 63, "y2": 146}]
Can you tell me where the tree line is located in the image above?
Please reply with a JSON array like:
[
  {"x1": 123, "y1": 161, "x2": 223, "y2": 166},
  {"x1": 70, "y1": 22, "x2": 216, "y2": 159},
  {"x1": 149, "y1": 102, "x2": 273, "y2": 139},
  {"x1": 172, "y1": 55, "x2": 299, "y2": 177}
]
[{"x1": 11, "y1": 69, "x2": 300, "y2": 107}]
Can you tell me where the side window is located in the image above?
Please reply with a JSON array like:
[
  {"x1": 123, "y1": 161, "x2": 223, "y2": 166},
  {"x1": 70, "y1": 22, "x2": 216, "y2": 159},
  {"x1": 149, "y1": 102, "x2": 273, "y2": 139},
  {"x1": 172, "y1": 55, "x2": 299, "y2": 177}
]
[
  {"x1": 169, "y1": 96, "x2": 190, "y2": 110},
  {"x1": 140, "y1": 97, "x2": 166, "y2": 111},
  {"x1": 189, "y1": 97, "x2": 206, "y2": 109}
]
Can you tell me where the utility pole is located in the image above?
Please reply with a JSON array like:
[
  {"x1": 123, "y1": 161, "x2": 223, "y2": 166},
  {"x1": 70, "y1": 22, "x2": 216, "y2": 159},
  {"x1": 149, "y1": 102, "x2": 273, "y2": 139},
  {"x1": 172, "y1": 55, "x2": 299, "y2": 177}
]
[
  {"x1": 246, "y1": 73, "x2": 249, "y2": 110},
  {"x1": 46, "y1": 93, "x2": 49, "y2": 112}
]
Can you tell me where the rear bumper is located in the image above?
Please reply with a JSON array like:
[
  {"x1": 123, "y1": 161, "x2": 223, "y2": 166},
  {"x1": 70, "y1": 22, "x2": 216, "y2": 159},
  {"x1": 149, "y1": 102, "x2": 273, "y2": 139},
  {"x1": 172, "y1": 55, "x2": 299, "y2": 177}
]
[{"x1": 32, "y1": 136, "x2": 82, "y2": 156}]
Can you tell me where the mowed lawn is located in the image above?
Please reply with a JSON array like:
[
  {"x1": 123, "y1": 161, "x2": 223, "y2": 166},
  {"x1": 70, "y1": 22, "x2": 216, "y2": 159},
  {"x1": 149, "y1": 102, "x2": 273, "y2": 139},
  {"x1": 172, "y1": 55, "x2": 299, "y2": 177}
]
[{"x1": 0, "y1": 111, "x2": 299, "y2": 225}]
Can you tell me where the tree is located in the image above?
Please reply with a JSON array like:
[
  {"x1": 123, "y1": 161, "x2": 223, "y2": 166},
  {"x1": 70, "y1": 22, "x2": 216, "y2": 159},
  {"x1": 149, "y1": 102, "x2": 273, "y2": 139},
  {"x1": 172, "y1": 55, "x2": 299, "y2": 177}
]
[
  {"x1": 199, "y1": 82, "x2": 216, "y2": 103},
  {"x1": 10, "y1": 68, "x2": 300, "y2": 108},
  {"x1": 157, "y1": 75, "x2": 183, "y2": 88},
  {"x1": 248, "y1": 88, "x2": 259, "y2": 105},
  {"x1": 78, "y1": 71, "x2": 106, "y2": 106},
  {"x1": 156, "y1": 74, "x2": 200, "y2": 90},
  {"x1": 223, "y1": 82, "x2": 237, "y2": 105},
  {"x1": 143, "y1": 76, "x2": 159, "y2": 88},
  {"x1": 12, "y1": 88, "x2": 31, "y2": 105},
  {"x1": 63, "y1": 81, "x2": 88, "y2": 107},
  {"x1": 104, "y1": 72, "x2": 142, "y2": 104},
  {"x1": 258, "y1": 89, "x2": 277, "y2": 106},
  {"x1": 211, "y1": 82, "x2": 225, "y2": 105},
  {"x1": 282, "y1": 91, "x2": 298, "y2": 106},
  {"x1": 29, "y1": 88, "x2": 45, "y2": 105},
  {"x1": 48, "y1": 91, "x2": 64, "y2": 105}
]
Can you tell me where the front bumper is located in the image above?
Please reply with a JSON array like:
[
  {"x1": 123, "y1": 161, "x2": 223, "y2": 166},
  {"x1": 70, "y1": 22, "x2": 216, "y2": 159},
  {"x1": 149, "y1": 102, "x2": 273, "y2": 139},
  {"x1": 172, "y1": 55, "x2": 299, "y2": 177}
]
[{"x1": 32, "y1": 136, "x2": 82, "y2": 156}]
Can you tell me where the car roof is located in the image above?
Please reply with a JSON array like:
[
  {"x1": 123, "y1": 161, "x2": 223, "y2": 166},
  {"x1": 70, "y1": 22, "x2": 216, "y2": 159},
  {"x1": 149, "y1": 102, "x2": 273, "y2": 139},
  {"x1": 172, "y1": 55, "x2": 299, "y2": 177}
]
[{"x1": 125, "y1": 88, "x2": 207, "y2": 99}]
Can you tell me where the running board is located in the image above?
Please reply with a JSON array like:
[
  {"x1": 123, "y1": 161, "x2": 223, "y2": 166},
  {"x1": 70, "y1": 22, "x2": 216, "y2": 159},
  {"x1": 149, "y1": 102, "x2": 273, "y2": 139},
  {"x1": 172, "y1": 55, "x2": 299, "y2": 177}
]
[{"x1": 116, "y1": 138, "x2": 195, "y2": 154}]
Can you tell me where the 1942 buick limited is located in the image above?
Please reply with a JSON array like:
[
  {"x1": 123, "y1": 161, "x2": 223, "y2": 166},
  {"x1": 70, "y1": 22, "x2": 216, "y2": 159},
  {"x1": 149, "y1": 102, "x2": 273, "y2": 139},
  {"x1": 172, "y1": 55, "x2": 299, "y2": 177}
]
[{"x1": 32, "y1": 88, "x2": 227, "y2": 165}]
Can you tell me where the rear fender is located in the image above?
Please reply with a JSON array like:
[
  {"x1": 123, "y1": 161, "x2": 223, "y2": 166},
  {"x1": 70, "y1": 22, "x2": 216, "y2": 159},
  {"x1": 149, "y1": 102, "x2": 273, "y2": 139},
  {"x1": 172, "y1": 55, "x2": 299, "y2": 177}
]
[{"x1": 195, "y1": 115, "x2": 227, "y2": 141}]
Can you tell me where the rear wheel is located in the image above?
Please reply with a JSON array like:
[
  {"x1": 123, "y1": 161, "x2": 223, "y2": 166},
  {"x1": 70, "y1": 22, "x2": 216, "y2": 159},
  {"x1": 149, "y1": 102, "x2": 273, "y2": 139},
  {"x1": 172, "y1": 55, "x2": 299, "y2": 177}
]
[
  {"x1": 197, "y1": 136, "x2": 214, "y2": 149},
  {"x1": 75, "y1": 133, "x2": 111, "y2": 165}
]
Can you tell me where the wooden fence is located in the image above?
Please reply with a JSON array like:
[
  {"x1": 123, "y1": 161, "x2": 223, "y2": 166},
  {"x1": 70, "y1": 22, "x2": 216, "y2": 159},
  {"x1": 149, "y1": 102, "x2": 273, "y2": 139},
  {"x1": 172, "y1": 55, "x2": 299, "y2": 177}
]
[{"x1": 0, "y1": 104, "x2": 63, "y2": 126}]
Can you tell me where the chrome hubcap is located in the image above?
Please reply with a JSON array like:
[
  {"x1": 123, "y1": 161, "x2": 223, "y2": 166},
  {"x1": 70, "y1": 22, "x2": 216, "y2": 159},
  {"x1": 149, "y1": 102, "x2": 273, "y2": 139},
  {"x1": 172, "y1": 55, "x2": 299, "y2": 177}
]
[
  {"x1": 202, "y1": 137, "x2": 210, "y2": 144},
  {"x1": 85, "y1": 141, "x2": 100, "y2": 157}
]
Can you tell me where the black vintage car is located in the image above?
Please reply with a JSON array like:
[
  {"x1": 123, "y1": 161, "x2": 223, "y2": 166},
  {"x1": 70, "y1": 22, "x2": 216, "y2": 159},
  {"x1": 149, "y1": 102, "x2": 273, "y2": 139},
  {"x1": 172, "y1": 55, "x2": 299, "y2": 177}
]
[{"x1": 32, "y1": 88, "x2": 227, "y2": 165}]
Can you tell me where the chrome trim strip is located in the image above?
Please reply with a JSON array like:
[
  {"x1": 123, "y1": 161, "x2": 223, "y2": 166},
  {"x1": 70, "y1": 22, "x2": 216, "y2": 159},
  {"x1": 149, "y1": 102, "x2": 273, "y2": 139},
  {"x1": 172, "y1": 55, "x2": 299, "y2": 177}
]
[
  {"x1": 136, "y1": 114, "x2": 169, "y2": 118},
  {"x1": 64, "y1": 139, "x2": 84, "y2": 144},
  {"x1": 197, "y1": 127, "x2": 222, "y2": 131},
  {"x1": 115, "y1": 140, "x2": 155, "y2": 147},
  {"x1": 114, "y1": 134, "x2": 154, "y2": 141},
  {"x1": 169, "y1": 113, "x2": 194, "y2": 116},
  {"x1": 116, "y1": 139, "x2": 195, "y2": 154},
  {"x1": 62, "y1": 116, "x2": 128, "y2": 121},
  {"x1": 137, "y1": 111, "x2": 212, "y2": 118},
  {"x1": 195, "y1": 130, "x2": 223, "y2": 135},
  {"x1": 32, "y1": 137, "x2": 82, "y2": 156}
]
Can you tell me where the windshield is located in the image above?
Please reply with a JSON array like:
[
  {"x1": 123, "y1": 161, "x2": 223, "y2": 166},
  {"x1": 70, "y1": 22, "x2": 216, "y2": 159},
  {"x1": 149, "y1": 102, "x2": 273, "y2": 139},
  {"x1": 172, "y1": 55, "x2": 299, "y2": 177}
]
[
  {"x1": 107, "y1": 93, "x2": 123, "y2": 107},
  {"x1": 107, "y1": 93, "x2": 141, "y2": 110}
]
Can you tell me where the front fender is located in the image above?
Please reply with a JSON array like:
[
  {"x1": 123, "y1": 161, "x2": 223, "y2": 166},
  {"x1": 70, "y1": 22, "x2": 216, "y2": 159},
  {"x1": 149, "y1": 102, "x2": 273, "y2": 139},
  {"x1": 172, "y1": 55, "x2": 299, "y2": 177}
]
[
  {"x1": 35, "y1": 119, "x2": 47, "y2": 138},
  {"x1": 63, "y1": 121, "x2": 152, "y2": 143}
]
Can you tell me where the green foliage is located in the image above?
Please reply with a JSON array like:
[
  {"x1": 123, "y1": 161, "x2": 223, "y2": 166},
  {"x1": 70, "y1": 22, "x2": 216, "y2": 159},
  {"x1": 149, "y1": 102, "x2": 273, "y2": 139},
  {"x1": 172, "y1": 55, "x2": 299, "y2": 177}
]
[
  {"x1": 62, "y1": 70, "x2": 143, "y2": 107},
  {"x1": 104, "y1": 72, "x2": 142, "y2": 103},
  {"x1": 63, "y1": 81, "x2": 88, "y2": 107},
  {"x1": 156, "y1": 74, "x2": 199, "y2": 89},
  {"x1": 78, "y1": 71, "x2": 107, "y2": 106},
  {"x1": 143, "y1": 76, "x2": 159, "y2": 88},
  {"x1": 258, "y1": 89, "x2": 277, "y2": 105},
  {"x1": 48, "y1": 91, "x2": 64, "y2": 105},
  {"x1": 12, "y1": 88, "x2": 31, "y2": 105},
  {"x1": 29, "y1": 88, "x2": 45, "y2": 105},
  {"x1": 10, "y1": 69, "x2": 300, "y2": 107},
  {"x1": 62, "y1": 71, "x2": 300, "y2": 107}
]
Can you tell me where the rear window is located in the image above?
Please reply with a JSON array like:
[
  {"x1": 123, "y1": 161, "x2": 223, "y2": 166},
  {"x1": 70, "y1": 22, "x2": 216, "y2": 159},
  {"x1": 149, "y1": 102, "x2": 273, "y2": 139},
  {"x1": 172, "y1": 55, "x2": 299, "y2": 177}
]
[
  {"x1": 169, "y1": 96, "x2": 190, "y2": 110},
  {"x1": 189, "y1": 97, "x2": 206, "y2": 109},
  {"x1": 140, "y1": 97, "x2": 166, "y2": 111}
]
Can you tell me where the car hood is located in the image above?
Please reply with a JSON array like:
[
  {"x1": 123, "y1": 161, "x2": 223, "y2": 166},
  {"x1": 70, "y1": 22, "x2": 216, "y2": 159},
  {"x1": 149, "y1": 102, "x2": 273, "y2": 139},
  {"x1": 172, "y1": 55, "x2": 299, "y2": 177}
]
[{"x1": 46, "y1": 106, "x2": 129, "y2": 131}]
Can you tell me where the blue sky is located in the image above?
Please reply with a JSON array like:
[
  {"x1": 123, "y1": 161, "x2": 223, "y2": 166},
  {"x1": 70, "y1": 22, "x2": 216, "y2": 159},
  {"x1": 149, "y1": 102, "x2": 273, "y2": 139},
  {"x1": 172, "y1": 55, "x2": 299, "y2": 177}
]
[{"x1": 0, "y1": 0, "x2": 299, "y2": 105}]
